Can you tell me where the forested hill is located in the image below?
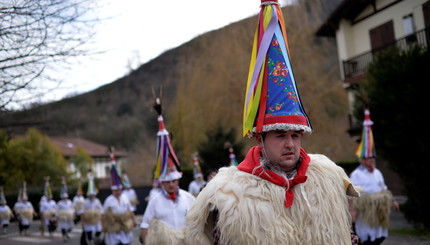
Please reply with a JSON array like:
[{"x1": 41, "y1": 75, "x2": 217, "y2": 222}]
[{"x1": 1, "y1": 0, "x2": 356, "y2": 185}]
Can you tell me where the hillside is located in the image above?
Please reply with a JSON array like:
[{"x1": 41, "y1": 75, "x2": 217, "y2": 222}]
[{"x1": 0, "y1": 0, "x2": 356, "y2": 185}]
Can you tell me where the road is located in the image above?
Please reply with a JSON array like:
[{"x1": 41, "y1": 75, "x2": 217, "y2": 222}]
[{"x1": 1, "y1": 213, "x2": 430, "y2": 244}]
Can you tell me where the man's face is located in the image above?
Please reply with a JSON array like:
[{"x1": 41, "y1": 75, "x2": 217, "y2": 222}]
[
  {"x1": 257, "y1": 130, "x2": 303, "y2": 172},
  {"x1": 362, "y1": 157, "x2": 375, "y2": 169},
  {"x1": 112, "y1": 189, "x2": 122, "y2": 198},
  {"x1": 161, "y1": 179, "x2": 180, "y2": 194}
]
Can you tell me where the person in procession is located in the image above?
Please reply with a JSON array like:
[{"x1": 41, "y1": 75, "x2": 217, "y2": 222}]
[
  {"x1": 81, "y1": 170, "x2": 104, "y2": 244},
  {"x1": 350, "y1": 108, "x2": 399, "y2": 245},
  {"x1": 15, "y1": 182, "x2": 36, "y2": 236},
  {"x1": 185, "y1": 1, "x2": 360, "y2": 244},
  {"x1": 39, "y1": 176, "x2": 58, "y2": 237},
  {"x1": 57, "y1": 176, "x2": 75, "y2": 242},
  {"x1": 0, "y1": 186, "x2": 14, "y2": 234},
  {"x1": 121, "y1": 172, "x2": 139, "y2": 214},
  {"x1": 140, "y1": 97, "x2": 195, "y2": 245},
  {"x1": 102, "y1": 151, "x2": 136, "y2": 245},
  {"x1": 188, "y1": 154, "x2": 206, "y2": 197},
  {"x1": 73, "y1": 179, "x2": 85, "y2": 224}
]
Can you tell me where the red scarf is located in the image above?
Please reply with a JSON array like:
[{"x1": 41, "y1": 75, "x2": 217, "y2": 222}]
[
  {"x1": 168, "y1": 192, "x2": 177, "y2": 201},
  {"x1": 237, "y1": 146, "x2": 310, "y2": 208}
]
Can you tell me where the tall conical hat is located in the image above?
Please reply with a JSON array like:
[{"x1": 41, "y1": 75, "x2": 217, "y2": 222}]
[
  {"x1": 192, "y1": 153, "x2": 203, "y2": 178},
  {"x1": 109, "y1": 148, "x2": 123, "y2": 190},
  {"x1": 22, "y1": 181, "x2": 28, "y2": 201},
  {"x1": 60, "y1": 176, "x2": 68, "y2": 198},
  {"x1": 76, "y1": 179, "x2": 83, "y2": 195},
  {"x1": 243, "y1": 0, "x2": 311, "y2": 137},
  {"x1": 122, "y1": 171, "x2": 132, "y2": 188},
  {"x1": 17, "y1": 187, "x2": 22, "y2": 202},
  {"x1": 44, "y1": 176, "x2": 53, "y2": 199},
  {"x1": 229, "y1": 147, "x2": 239, "y2": 167},
  {"x1": 87, "y1": 171, "x2": 98, "y2": 196},
  {"x1": 355, "y1": 109, "x2": 376, "y2": 159},
  {"x1": 0, "y1": 186, "x2": 6, "y2": 204},
  {"x1": 153, "y1": 97, "x2": 182, "y2": 182}
]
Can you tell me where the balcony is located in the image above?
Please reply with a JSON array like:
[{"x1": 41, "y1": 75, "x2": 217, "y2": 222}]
[{"x1": 342, "y1": 28, "x2": 430, "y2": 81}]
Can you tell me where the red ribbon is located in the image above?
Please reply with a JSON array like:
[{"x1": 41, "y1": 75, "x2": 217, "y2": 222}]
[{"x1": 238, "y1": 146, "x2": 310, "y2": 207}]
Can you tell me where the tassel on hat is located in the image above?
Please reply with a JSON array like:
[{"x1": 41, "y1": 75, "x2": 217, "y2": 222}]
[
  {"x1": 109, "y1": 148, "x2": 123, "y2": 190},
  {"x1": 243, "y1": 0, "x2": 311, "y2": 137},
  {"x1": 153, "y1": 96, "x2": 182, "y2": 182},
  {"x1": 0, "y1": 186, "x2": 6, "y2": 205},
  {"x1": 44, "y1": 176, "x2": 53, "y2": 199},
  {"x1": 60, "y1": 176, "x2": 69, "y2": 198},
  {"x1": 87, "y1": 171, "x2": 98, "y2": 196},
  {"x1": 356, "y1": 109, "x2": 376, "y2": 159}
]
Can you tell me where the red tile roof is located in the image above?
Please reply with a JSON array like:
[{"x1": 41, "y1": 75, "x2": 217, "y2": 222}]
[{"x1": 49, "y1": 137, "x2": 127, "y2": 158}]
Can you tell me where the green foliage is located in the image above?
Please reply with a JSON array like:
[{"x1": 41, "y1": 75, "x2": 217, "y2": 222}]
[
  {"x1": 70, "y1": 147, "x2": 95, "y2": 177},
  {"x1": 365, "y1": 46, "x2": 430, "y2": 230},
  {"x1": 198, "y1": 125, "x2": 245, "y2": 171},
  {"x1": 0, "y1": 128, "x2": 68, "y2": 191}
]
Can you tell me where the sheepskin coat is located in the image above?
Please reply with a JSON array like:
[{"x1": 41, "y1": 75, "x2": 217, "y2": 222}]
[{"x1": 185, "y1": 148, "x2": 358, "y2": 245}]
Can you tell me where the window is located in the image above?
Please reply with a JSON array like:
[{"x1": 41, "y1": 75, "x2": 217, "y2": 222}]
[{"x1": 403, "y1": 14, "x2": 415, "y2": 36}]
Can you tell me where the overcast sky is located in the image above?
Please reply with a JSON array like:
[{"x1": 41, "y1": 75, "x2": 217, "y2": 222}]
[{"x1": 32, "y1": 0, "x2": 290, "y2": 105}]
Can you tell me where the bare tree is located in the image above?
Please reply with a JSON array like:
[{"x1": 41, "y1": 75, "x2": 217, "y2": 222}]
[{"x1": 0, "y1": 0, "x2": 100, "y2": 110}]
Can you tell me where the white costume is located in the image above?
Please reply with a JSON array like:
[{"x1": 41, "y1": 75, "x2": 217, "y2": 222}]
[
  {"x1": 102, "y1": 194, "x2": 134, "y2": 245},
  {"x1": 350, "y1": 165, "x2": 391, "y2": 242},
  {"x1": 186, "y1": 153, "x2": 358, "y2": 245},
  {"x1": 15, "y1": 201, "x2": 34, "y2": 226},
  {"x1": 73, "y1": 195, "x2": 85, "y2": 217},
  {"x1": 57, "y1": 199, "x2": 74, "y2": 230},
  {"x1": 0, "y1": 205, "x2": 13, "y2": 225},
  {"x1": 40, "y1": 199, "x2": 57, "y2": 226},
  {"x1": 188, "y1": 180, "x2": 206, "y2": 197},
  {"x1": 122, "y1": 188, "x2": 138, "y2": 212},
  {"x1": 141, "y1": 189, "x2": 195, "y2": 244},
  {"x1": 82, "y1": 197, "x2": 103, "y2": 233}
]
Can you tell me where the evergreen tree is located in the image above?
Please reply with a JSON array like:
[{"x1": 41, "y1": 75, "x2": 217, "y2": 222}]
[
  {"x1": 365, "y1": 46, "x2": 430, "y2": 230},
  {"x1": 198, "y1": 125, "x2": 245, "y2": 172}
]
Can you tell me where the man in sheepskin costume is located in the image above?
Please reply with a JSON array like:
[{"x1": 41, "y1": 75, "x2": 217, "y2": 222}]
[
  {"x1": 184, "y1": 1, "x2": 360, "y2": 244},
  {"x1": 350, "y1": 109, "x2": 399, "y2": 245},
  {"x1": 82, "y1": 170, "x2": 104, "y2": 244},
  {"x1": 139, "y1": 97, "x2": 195, "y2": 245},
  {"x1": 102, "y1": 151, "x2": 136, "y2": 245}
]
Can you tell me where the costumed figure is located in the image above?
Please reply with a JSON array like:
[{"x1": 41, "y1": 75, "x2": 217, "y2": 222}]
[
  {"x1": 57, "y1": 176, "x2": 75, "y2": 242},
  {"x1": 82, "y1": 171, "x2": 104, "y2": 244},
  {"x1": 39, "y1": 176, "x2": 58, "y2": 237},
  {"x1": 73, "y1": 179, "x2": 85, "y2": 224},
  {"x1": 0, "y1": 186, "x2": 14, "y2": 234},
  {"x1": 140, "y1": 97, "x2": 195, "y2": 245},
  {"x1": 188, "y1": 153, "x2": 206, "y2": 197},
  {"x1": 350, "y1": 109, "x2": 399, "y2": 245},
  {"x1": 102, "y1": 150, "x2": 136, "y2": 245},
  {"x1": 185, "y1": 1, "x2": 360, "y2": 244},
  {"x1": 145, "y1": 177, "x2": 161, "y2": 202},
  {"x1": 15, "y1": 182, "x2": 36, "y2": 236},
  {"x1": 121, "y1": 172, "x2": 139, "y2": 213}
]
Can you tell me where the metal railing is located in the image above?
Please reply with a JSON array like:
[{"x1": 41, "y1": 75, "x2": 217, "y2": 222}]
[{"x1": 342, "y1": 28, "x2": 430, "y2": 79}]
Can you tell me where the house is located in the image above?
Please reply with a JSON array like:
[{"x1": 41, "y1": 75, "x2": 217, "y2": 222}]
[
  {"x1": 317, "y1": 0, "x2": 430, "y2": 134},
  {"x1": 316, "y1": 0, "x2": 430, "y2": 195},
  {"x1": 49, "y1": 137, "x2": 128, "y2": 179}
]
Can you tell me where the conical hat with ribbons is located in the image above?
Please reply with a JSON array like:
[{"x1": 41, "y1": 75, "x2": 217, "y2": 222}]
[
  {"x1": 243, "y1": 0, "x2": 311, "y2": 137},
  {"x1": 0, "y1": 186, "x2": 6, "y2": 204},
  {"x1": 87, "y1": 171, "x2": 98, "y2": 196},
  {"x1": 153, "y1": 97, "x2": 182, "y2": 182},
  {"x1": 60, "y1": 176, "x2": 68, "y2": 198},
  {"x1": 109, "y1": 148, "x2": 123, "y2": 190},
  {"x1": 355, "y1": 109, "x2": 376, "y2": 159}
]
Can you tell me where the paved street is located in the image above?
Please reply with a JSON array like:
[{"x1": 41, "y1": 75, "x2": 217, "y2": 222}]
[
  {"x1": 1, "y1": 213, "x2": 430, "y2": 244},
  {"x1": 0, "y1": 216, "x2": 143, "y2": 245}
]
